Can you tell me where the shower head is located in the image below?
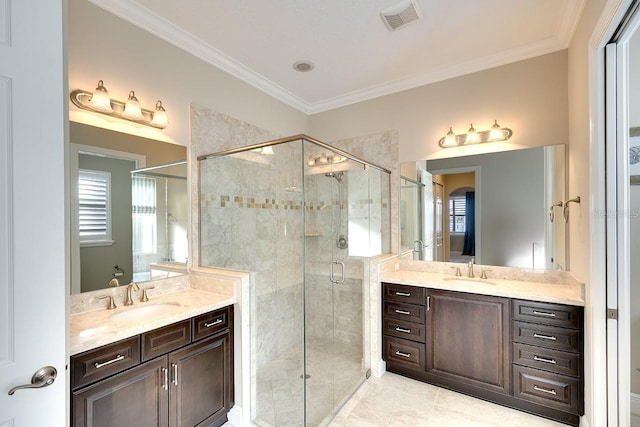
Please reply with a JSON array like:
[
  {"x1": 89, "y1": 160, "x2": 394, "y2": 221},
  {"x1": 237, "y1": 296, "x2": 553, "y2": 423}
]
[{"x1": 325, "y1": 171, "x2": 344, "y2": 182}]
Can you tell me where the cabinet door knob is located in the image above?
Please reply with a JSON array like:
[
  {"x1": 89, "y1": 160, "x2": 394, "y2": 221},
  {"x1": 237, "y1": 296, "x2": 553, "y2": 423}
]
[
  {"x1": 533, "y1": 333, "x2": 557, "y2": 341},
  {"x1": 94, "y1": 354, "x2": 125, "y2": 369},
  {"x1": 533, "y1": 385, "x2": 557, "y2": 395},
  {"x1": 171, "y1": 363, "x2": 178, "y2": 386},
  {"x1": 161, "y1": 367, "x2": 168, "y2": 391}
]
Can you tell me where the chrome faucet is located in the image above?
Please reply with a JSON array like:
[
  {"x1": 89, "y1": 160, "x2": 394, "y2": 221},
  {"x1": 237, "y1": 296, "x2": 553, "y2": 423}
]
[
  {"x1": 124, "y1": 281, "x2": 140, "y2": 306},
  {"x1": 468, "y1": 258, "x2": 475, "y2": 278}
]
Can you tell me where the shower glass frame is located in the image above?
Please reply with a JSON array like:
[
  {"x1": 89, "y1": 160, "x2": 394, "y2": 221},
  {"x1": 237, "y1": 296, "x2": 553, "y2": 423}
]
[{"x1": 197, "y1": 135, "x2": 391, "y2": 426}]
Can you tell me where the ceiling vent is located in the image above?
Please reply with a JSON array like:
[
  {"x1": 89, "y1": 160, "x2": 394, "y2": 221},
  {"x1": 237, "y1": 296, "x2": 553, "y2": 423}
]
[{"x1": 380, "y1": 0, "x2": 422, "y2": 31}]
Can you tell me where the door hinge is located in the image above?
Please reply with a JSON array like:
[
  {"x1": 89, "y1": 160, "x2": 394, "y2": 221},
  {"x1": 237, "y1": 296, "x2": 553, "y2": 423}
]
[{"x1": 607, "y1": 308, "x2": 618, "y2": 320}]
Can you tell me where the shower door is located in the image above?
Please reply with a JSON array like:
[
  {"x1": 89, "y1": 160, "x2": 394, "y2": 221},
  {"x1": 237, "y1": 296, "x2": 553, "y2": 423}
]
[{"x1": 303, "y1": 145, "x2": 372, "y2": 426}]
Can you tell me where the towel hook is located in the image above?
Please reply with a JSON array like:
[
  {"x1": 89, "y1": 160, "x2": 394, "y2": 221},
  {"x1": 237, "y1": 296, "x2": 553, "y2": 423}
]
[
  {"x1": 549, "y1": 201, "x2": 563, "y2": 223},
  {"x1": 563, "y1": 196, "x2": 581, "y2": 223}
]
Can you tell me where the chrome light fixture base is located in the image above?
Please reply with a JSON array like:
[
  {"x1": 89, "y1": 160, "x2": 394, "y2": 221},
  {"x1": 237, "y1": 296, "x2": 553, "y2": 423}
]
[
  {"x1": 438, "y1": 122, "x2": 512, "y2": 148},
  {"x1": 70, "y1": 87, "x2": 168, "y2": 129}
]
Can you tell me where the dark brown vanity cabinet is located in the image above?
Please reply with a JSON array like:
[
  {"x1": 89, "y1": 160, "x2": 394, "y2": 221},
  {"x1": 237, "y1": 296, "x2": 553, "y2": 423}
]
[
  {"x1": 71, "y1": 305, "x2": 233, "y2": 427},
  {"x1": 511, "y1": 299, "x2": 584, "y2": 425},
  {"x1": 425, "y1": 290, "x2": 511, "y2": 396},
  {"x1": 382, "y1": 283, "x2": 584, "y2": 426}
]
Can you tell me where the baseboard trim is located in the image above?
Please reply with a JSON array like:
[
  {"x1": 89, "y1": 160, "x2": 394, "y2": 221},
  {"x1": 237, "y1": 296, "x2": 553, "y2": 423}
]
[{"x1": 223, "y1": 405, "x2": 243, "y2": 427}]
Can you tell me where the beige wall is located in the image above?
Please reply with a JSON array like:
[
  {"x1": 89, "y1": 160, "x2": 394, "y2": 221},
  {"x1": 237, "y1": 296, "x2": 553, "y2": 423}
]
[
  {"x1": 567, "y1": 0, "x2": 610, "y2": 425},
  {"x1": 309, "y1": 51, "x2": 568, "y2": 163},
  {"x1": 68, "y1": 0, "x2": 309, "y2": 146}
]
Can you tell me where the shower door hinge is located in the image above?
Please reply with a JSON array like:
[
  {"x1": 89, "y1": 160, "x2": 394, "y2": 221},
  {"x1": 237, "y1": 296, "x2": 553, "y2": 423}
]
[{"x1": 607, "y1": 308, "x2": 618, "y2": 320}]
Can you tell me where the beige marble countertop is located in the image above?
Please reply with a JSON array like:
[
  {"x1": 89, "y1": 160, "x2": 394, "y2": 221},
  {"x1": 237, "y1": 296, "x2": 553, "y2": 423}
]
[
  {"x1": 382, "y1": 270, "x2": 584, "y2": 306},
  {"x1": 70, "y1": 289, "x2": 236, "y2": 355}
]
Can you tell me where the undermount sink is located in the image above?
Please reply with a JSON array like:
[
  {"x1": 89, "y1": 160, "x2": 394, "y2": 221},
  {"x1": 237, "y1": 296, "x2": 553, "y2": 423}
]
[
  {"x1": 78, "y1": 325, "x2": 108, "y2": 338},
  {"x1": 109, "y1": 302, "x2": 181, "y2": 321},
  {"x1": 443, "y1": 277, "x2": 497, "y2": 286}
]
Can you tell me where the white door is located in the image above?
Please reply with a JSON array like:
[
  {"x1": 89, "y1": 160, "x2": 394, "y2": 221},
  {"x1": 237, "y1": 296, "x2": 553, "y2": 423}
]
[{"x1": 0, "y1": 0, "x2": 67, "y2": 425}]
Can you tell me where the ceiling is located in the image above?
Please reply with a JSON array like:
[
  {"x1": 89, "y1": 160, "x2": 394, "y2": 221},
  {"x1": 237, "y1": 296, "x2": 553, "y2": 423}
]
[{"x1": 91, "y1": 0, "x2": 584, "y2": 114}]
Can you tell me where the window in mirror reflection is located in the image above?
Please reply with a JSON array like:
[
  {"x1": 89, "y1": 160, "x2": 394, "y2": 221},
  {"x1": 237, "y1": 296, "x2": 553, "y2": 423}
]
[
  {"x1": 78, "y1": 169, "x2": 112, "y2": 246},
  {"x1": 132, "y1": 175, "x2": 157, "y2": 256}
]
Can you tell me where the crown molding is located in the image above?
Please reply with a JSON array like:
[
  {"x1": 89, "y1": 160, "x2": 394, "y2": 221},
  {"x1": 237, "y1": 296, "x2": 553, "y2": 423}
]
[
  {"x1": 90, "y1": 0, "x2": 581, "y2": 116},
  {"x1": 88, "y1": 0, "x2": 315, "y2": 114},
  {"x1": 306, "y1": 35, "x2": 567, "y2": 114}
]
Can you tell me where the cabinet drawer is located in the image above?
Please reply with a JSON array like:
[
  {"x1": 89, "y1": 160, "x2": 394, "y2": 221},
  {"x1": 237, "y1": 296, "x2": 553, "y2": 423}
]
[
  {"x1": 512, "y1": 343, "x2": 581, "y2": 377},
  {"x1": 513, "y1": 300, "x2": 582, "y2": 329},
  {"x1": 383, "y1": 301, "x2": 425, "y2": 324},
  {"x1": 193, "y1": 307, "x2": 230, "y2": 342},
  {"x1": 142, "y1": 320, "x2": 191, "y2": 361},
  {"x1": 383, "y1": 336, "x2": 425, "y2": 371},
  {"x1": 383, "y1": 317, "x2": 426, "y2": 343},
  {"x1": 513, "y1": 321, "x2": 580, "y2": 353},
  {"x1": 383, "y1": 283, "x2": 425, "y2": 305},
  {"x1": 513, "y1": 365, "x2": 580, "y2": 414},
  {"x1": 71, "y1": 336, "x2": 140, "y2": 390}
]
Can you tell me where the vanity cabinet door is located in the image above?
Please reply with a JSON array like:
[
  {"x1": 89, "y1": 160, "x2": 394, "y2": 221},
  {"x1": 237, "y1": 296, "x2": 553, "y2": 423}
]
[
  {"x1": 168, "y1": 333, "x2": 233, "y2": 427},
  {"x1": 72, "y1": 356, "x2": 169, "y2": 427},
  {"x1": 425, "y1": 289, "x2": 511, "y2": 396}
]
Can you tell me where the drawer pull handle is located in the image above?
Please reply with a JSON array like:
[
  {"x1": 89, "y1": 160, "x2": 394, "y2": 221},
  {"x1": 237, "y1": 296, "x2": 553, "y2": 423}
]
[
  {"x1": 94, "y1": 354, "x2": 125, "y2": 369},
  {"x1": 171, "y1": 363, "x2": 178, "y2": 386},
  {"x1": 533, "y1": 333, "x2": 557, "y2": 341},
  {"x1": 395, "y1": 291, "x2": 411, "y2": 297},
  {"x1": 533, "y1": 355, "x2": 557, "y2": 365},
  {"x1": 161, "y1": 367, "x2": 168, "y2": 391},
  {"x1": 395, "y1": 327, "x2": 411, "y2": 334},
  {"x1": 532, "y1": 310, "x2": 557, "y2": 317},
  {"x1": 394, "y1": 309, "x2": 411, "y2": 315},
  {"x1": 204, "y1": 319, "x2": 223, "y2": 328},
  {"x1": 395, "y1": 350, "x2": 411, "y2": 358},
  {"x1": 533, "y1": 385, "x2": 557, "y2": 396}
]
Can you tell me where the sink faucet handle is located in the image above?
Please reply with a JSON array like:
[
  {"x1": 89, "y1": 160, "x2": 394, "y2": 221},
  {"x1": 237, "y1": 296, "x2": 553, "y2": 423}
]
[
  {"x1": 450, "y1": 266, "x2": 462, "y2": 277},
  {"x1": 480, "y1": 269, "x2": 492, "y2": 280},
  {"x1": 140, "y1": 286, "x2": 155, "y2": 302},
  {"x1": 97, "y1": 295, "x2": 116, "y2": 310}
]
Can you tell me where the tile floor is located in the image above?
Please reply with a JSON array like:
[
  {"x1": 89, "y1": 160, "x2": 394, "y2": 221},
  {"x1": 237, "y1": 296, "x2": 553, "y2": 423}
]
[
  {"x1": 328, "y1": 372, "x2": 566, "y2": 427},
  {"x1": 253, "y1": 338, "x2": 364, "y2": 427}
]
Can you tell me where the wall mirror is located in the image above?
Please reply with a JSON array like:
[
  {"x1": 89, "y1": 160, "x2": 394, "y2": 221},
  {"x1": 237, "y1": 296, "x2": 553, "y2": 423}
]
[
  {"x1": 400, "y1": 144, "x2": 567, "y2": 270},
  {"x1": 70, "y1": 122, "x2": 188, "y2": 293}
]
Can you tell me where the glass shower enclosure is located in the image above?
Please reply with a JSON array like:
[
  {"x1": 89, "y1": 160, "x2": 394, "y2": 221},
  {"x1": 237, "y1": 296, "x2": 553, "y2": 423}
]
[{"x1": 198, "y1": 135, "x2": 390, "y2": 426}]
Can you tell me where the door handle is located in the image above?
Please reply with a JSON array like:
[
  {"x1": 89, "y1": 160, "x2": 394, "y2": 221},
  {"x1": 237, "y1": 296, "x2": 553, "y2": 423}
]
[
  {"x1": 8, "y1": 366, "x2": 57, "y2": 396},
  {"x1": 330, "y1": 261, "x2": 345, "y2": 284}
]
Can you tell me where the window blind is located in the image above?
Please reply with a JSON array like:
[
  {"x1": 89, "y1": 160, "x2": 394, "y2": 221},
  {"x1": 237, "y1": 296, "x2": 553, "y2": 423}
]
[{"x1": 78, "y1": 169, "x2": 111, "y2": 241}]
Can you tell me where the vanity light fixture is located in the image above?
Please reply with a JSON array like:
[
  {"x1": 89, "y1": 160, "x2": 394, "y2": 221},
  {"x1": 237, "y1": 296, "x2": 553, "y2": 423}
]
[
  {"x1": 70, "y1": 80, "x2": 169, "y2": 129},
  {"x1": 438, "y1": 120, "x2": 512, "y2": 148},
  {"x1": 306, "y1": 152, "x2": 347, "y2": 167}
]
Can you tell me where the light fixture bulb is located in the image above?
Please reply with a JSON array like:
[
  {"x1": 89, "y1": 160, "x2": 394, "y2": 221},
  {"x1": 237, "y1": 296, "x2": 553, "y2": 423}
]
[
  {"x1": 443, "y1": 127, "x2": 457, "y2": 147},
  {"x1": 307, "y1": 156, "x2": 316, "y2": 166},
  {"x1": 465, "y1": 123, "x2": 479, "y2": 144},
  {"x1": 89, "y1": 80, "x2": 113, "y2": 113},
  {"x1": 150, "y1": 100, "x2": 169, "y2": 128},
  {"x1": 489, "y1": 120, "x2": 503, "y2": 141},
  {"x1": 122, "y1": 91, "x2": 144, "y2": 121}
]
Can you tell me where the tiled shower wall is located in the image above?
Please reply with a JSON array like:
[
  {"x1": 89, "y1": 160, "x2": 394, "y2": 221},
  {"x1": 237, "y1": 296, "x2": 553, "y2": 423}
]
[{"x1": 190, "y1": 105, "x2": 399, "y2": 367}]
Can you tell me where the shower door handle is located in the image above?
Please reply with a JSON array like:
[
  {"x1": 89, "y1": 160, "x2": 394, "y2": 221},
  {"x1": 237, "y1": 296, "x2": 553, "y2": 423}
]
[{"x1": 330, "y1": 261, "x2": 345, "y2": 284}]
